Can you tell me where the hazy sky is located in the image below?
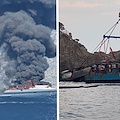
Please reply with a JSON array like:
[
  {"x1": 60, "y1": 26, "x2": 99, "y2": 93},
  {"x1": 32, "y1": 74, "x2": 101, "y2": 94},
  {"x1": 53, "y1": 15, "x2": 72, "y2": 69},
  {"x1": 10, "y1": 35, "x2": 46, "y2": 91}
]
[{"x1": 59, "y1": 0, "x2": 120, "y2": 53}]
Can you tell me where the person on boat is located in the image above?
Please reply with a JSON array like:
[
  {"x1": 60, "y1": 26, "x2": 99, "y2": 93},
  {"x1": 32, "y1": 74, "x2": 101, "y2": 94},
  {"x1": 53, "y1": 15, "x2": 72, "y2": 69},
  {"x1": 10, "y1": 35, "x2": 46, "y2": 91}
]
[
  {"x1": 108, "y1": 64, "x2": 111, "y2": 72},
  {"x1": 98, "y1": 65, "x2": 102, "y2": 73},
  {"x1": 101, "y1": 65, "x2": 105, "y2": 73},
  {"x1": 104, "y1": 64, "x2": 108, "y2": 73},
  {"x1": 108, "y1": 64, "x2": 112, "y2": 72},
  {"x1": 96, "y1": 64, "x2": 99, "y2": 73}
]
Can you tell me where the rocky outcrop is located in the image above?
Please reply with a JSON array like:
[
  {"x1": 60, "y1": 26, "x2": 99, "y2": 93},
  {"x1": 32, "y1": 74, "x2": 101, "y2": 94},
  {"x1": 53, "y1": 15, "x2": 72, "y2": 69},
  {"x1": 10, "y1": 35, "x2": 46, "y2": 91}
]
[{"x1": 60, "y1": 31, "x2": 89, "y2": 72}]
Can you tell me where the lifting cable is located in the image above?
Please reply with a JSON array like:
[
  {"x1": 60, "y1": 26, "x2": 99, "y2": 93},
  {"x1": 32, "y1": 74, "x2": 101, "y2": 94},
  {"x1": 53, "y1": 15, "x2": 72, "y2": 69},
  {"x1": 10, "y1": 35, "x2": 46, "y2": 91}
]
[
  {"x1": 94, "y1": 19, "x2": 120, "y2": 63},
  {"x1": 79, "y1": 14, "x2": 120, "y2": 68}
]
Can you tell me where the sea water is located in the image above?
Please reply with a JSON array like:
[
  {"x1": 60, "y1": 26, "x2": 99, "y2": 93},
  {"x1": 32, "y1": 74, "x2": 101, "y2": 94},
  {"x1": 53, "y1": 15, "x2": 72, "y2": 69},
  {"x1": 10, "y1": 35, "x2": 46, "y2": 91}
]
[
  {"x1": 59, "y1": 82, "x2": 120, "y2": 120},
  {"x1": 0, "y1": 91, "x2": 57, "y2": 120}
]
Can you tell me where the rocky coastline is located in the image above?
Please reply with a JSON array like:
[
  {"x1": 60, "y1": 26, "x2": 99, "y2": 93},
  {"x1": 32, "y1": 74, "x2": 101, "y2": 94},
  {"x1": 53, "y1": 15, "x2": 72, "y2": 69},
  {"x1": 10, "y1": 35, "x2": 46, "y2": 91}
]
[{"x1": 59, "y1": 22, "x2": 120, "y2": 80}]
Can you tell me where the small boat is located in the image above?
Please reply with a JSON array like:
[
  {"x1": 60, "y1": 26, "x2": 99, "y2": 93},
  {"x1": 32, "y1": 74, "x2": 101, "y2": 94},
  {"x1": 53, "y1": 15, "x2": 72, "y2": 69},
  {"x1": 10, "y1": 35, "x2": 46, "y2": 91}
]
[{"x1": 85, "y1": 13, "x2": 120, "y2": 83}]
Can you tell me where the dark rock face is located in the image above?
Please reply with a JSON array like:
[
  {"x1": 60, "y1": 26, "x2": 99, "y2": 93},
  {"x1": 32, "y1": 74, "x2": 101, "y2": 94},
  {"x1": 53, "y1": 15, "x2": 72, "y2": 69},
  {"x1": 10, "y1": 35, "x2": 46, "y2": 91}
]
[{"x1": 60, "y1": 31, "x2": 91, "y2": 72}]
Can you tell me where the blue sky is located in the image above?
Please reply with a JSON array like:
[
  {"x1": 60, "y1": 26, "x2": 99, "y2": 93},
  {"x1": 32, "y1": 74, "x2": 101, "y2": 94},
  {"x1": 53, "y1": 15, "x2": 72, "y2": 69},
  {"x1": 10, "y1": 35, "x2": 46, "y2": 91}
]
[{"x1": 59, "y1": 0, "x2": 120, "y2": 53}]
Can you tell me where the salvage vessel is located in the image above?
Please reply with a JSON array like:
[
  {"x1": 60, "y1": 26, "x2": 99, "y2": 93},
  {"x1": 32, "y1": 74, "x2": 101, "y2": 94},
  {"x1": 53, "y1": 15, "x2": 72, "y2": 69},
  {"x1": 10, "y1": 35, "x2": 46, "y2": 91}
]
[{"x1": 85, "y1": 13, "x2": 120, "y2": 83}]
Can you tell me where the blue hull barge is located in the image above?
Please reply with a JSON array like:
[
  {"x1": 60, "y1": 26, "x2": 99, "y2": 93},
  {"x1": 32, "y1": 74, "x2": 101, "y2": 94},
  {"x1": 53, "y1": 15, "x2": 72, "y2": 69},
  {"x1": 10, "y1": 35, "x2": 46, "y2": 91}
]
[
  {"x1": 85, "y1": 12, "x2": 120, "y2": 83},
  {"x1": 86, "y1": 73, "x2": 120, "y2": 83},
  {"x1": 86, "y1": 63, "x2": 120, "y2": 83}
]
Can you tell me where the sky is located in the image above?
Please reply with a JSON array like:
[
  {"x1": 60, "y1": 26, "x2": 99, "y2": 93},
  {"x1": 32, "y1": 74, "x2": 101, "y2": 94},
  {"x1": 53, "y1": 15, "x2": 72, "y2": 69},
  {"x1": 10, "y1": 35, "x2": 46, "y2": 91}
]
[{"x1": 59, "y1": 0, "x2": 120, "y2": 53}]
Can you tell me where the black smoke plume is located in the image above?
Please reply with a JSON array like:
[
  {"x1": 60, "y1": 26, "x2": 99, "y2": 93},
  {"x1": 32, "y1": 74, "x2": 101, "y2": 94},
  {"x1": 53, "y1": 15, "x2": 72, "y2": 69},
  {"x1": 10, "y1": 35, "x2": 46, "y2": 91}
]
[{"x1": 0, "y1": 0, "x2": 56, "y2": 92}]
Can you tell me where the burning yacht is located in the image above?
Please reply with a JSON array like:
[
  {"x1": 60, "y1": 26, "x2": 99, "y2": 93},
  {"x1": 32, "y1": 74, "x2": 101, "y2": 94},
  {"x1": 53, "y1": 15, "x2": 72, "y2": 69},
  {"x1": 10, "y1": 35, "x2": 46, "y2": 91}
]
[
  {"x1": 2, "y1": 80, "x2": 56, "y2": 96},
  {"x1": 3, "y1": 85, "x2": 56, "y2": 95}
]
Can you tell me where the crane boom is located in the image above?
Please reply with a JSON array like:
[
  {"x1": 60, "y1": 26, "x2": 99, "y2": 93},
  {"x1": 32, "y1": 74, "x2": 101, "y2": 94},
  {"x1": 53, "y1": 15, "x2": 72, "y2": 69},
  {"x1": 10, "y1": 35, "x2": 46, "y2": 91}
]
[{"x1": 103, "y1": 35, "x2": 120, "y2": 39}]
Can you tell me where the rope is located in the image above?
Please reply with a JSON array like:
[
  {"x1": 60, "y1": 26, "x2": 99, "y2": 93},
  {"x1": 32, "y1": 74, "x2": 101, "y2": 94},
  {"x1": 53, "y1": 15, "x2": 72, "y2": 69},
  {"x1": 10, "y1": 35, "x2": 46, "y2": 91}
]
[
  {"x1": 104, "y1": 19, "x2": 120, "y2": 35},
  {"x1": 92, "y1": 19, "x2": 120, "y2": 53}
]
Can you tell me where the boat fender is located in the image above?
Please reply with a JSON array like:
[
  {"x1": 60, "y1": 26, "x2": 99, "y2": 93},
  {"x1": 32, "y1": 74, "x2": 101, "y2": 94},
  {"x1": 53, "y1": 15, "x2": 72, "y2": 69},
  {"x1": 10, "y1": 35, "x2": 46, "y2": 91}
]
[
  {"x1": 45, "y1": 85, "x2": 49, "y2": 88},
  {"x1": 71, "y1": 75, "x2": 74, "y2": 80}
]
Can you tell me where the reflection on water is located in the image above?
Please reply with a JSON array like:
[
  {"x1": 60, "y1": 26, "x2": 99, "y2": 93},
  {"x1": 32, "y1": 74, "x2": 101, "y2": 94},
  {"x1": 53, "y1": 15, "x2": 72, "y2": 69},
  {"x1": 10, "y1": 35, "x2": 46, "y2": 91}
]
[{"x1": 59, "y1": 82, "x2": 120, "y2": 120}]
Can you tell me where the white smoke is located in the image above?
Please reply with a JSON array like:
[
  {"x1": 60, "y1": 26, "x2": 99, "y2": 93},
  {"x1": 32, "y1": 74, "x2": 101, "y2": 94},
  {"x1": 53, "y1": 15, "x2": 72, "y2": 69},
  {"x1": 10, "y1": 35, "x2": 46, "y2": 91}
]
[
  {"x1": 0, "y1": 43, "x2": 17, "y2": 92},
  {"x1": 51, "y1": 30, "x2": 56, "y2": 45}
]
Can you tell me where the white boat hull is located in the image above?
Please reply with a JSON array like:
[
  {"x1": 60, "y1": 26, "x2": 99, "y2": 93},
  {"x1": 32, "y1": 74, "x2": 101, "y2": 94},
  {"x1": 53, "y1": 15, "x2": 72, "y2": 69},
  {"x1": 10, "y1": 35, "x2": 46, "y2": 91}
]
[{"x1": 2, "y1": 85, "x2": 56, "y2": 96}]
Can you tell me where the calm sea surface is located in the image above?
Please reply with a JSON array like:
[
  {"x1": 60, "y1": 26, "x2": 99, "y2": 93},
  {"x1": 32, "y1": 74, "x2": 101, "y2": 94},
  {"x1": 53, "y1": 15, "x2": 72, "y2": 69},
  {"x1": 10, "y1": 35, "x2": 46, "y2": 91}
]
[
  {"x1": 59, "y1": 82, "x2": 120, "y2": 120},
  {"x1": 0, "y1": 91, "x2": 57, "y2": 120}
]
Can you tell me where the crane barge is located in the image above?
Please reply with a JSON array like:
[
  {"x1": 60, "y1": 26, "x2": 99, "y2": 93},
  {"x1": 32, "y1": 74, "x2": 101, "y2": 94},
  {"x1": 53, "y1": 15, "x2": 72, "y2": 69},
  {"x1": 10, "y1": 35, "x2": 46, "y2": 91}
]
[{"x1": 85, "y1": 12, "x2": 120, "y2": 83}]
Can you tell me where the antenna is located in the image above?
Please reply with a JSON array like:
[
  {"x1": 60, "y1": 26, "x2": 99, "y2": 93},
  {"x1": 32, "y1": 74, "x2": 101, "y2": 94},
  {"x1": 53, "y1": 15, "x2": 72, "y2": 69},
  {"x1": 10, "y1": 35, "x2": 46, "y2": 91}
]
[{"x1": 119, "y1": 10, "x2": 120, "y2": 18}]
